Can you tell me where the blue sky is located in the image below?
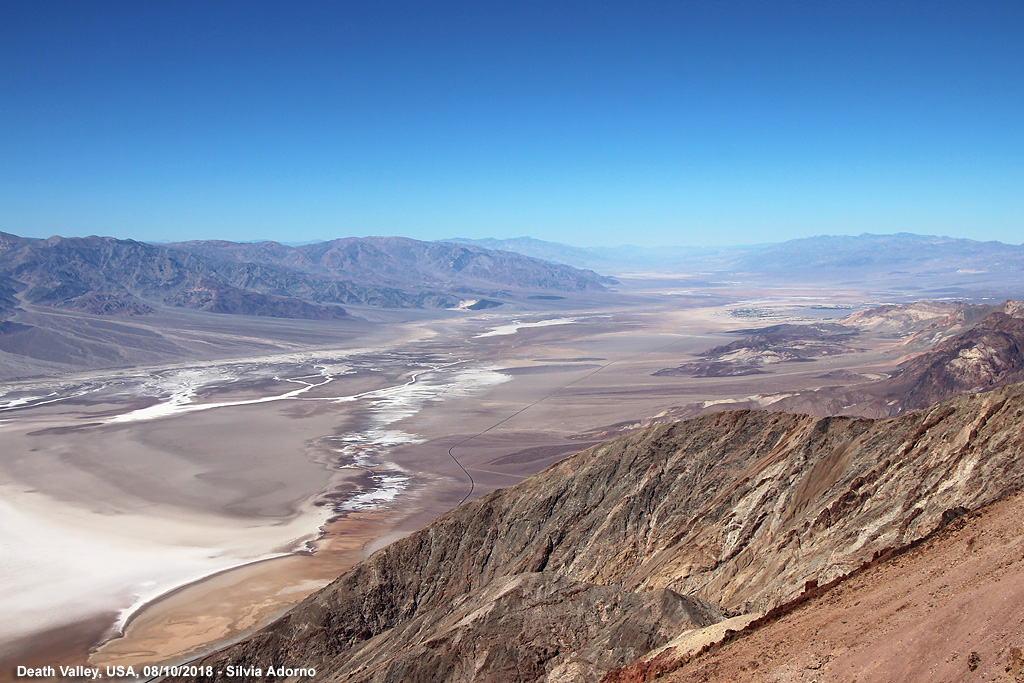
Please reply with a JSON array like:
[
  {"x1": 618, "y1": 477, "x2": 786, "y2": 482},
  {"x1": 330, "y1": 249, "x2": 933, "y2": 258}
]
[{"x1": 1, "y1": 1, "x2": 1021, "y2": 247}]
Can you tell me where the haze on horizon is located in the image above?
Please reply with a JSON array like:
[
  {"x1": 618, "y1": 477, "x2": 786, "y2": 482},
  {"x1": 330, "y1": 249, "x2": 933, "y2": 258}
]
[{"x1": 2, "y1": 1, "x2": 1022, "y2": 248}]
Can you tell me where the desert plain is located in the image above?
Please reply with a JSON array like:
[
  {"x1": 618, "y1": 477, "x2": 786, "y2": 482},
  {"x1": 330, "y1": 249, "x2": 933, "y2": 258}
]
[{"x1": 0, "y1": 278, "x2": 984, "y2": 677}]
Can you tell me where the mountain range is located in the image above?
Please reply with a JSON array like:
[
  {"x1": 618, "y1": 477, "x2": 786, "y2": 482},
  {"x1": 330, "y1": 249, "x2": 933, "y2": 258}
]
[
  {"x1": 4, "y1": 232, "x2": 1022, "y2": 325},
  {"x1": 0, "y1": 232, "x2": 613, "y2": 321},
  {"x1": 444, "y1": 237, "x2": 752, "y2": 274}
]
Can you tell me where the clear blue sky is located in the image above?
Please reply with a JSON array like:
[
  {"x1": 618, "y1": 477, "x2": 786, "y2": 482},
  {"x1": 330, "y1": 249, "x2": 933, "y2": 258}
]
[{"x1": 2, "y1": 1, "x2": 1022, "y2": 247}]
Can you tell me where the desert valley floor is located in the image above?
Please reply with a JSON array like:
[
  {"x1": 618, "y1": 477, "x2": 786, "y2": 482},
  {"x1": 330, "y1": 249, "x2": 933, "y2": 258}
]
[{"x1": 0, "y1": 279, "x2": 1011, "y2": 677}]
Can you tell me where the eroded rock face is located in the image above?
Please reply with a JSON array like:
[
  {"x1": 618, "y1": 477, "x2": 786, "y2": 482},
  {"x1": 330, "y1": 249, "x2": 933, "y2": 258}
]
[
  {"x1": 882, "y1": 312, "x2": 1024, "y2": 411},
  {"x1": 330, "y1": 573, "x2": 719, "y2": 683},
  {"x1": 180, "y1": 384, "x2": 1024, "y2": 682}
]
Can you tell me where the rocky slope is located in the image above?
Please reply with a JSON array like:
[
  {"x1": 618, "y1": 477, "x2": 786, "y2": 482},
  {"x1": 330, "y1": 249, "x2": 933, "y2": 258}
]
[
  {"x1": 874, "y1": 311, "x2": 1024, "y2": 410},
  {"x1": 177, "y1": 382, "x2": 1024, "y2": 682},
  {"x1": 164, "y1": 278, "x2": 350, "y2": 319},
  {"x1": 609, "y1": 487, "x2": 1024, "y2": 683}
]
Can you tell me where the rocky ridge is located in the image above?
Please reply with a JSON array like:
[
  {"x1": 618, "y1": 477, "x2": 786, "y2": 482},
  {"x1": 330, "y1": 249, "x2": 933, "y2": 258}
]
[
  {"x1": 178, "y1": 382, "x2": 1024, "y2": 682},
  {"x1": 838, "y1": 300, "x2": 992, "y2": 343}
]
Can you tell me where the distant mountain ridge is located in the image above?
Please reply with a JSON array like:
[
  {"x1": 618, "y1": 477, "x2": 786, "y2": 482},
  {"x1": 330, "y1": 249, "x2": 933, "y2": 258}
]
[
  {"x1": 443, "y1": 236, "x2": 750, "y2": 273},
  {"x1": 442, "y1": 237, "x2": 607, "y2": 268},
  {"x1": 0, "y1": 232, "x2": 613, "y2": 321},
  {"x1": 4, "y1": 232, "x2": 1020, "y2": 317},
  {"x1": 444, "y1": 234, "x2": 1024, "y2": 294},
  {"x1": 733, "y1": 232, "x2": 1024, "y2": 276},
  {"x1": 168, "y1": 236, "x2": 615, "y2": 294}
]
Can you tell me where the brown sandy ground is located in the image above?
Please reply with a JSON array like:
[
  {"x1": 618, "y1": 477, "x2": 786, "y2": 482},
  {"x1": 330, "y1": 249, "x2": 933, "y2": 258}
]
[{"x1": 618, "y1": 488, "x2": 1024, "y2": 683}]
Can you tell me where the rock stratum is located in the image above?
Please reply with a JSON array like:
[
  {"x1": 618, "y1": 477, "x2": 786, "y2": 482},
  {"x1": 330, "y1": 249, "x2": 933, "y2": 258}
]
[{"x1": 176, "y1": 381, "x2": 1024, "y2": 682}]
